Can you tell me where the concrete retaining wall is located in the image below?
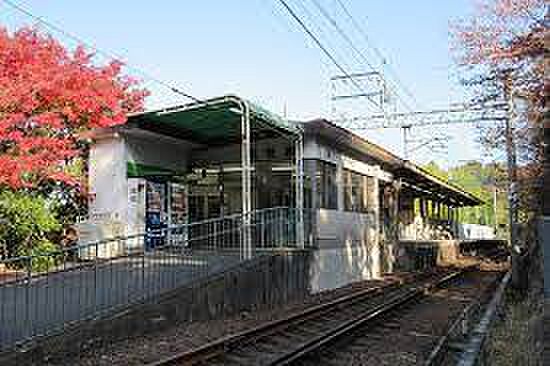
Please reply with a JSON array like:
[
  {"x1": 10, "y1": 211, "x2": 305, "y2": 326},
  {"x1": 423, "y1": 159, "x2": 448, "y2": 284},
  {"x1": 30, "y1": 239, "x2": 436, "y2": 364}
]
[
  {"x1": 1, "y1": 238, "x2": 467, "y2": 364},
  {"x1": 309, "y1": 240, "x2": 381, "y2": 292},
  {"x1": 395, "y1": 240, "x2": 461, "y2": 271}
]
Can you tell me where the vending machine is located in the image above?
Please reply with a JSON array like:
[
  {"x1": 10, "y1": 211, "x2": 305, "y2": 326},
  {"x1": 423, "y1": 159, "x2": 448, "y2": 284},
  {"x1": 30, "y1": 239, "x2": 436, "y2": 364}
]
[
  {"x1": 127, "y1": 178, "x2": 147, "y2": 250},
  {"x1": 169, "y1": 182, "x2": 188, "y2": 246},
  {"x1": 145, "y1": 181, "x2": 168, "y2": 250},
  {"x1": 126, "y1": 178, "x2": 187, "y2": 251}
]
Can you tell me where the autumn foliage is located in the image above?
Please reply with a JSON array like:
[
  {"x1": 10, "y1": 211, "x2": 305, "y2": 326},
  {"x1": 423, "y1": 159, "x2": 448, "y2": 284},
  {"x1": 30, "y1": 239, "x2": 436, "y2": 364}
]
[
  {"x1": 452, "y1": 0, "x2": 546, "y2": 65},
  {"x1": 451, "y1": 0, "x2": 547, "y2": 216},
  {"x1": 0, "y1": 27, "x2": 148, "y2": 189}
]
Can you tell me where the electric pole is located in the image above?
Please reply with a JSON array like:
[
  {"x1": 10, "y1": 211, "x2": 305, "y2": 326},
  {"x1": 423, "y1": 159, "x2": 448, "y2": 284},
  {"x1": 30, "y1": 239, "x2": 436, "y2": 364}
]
[{"x1": 503, "y1": 72, "x2": 519, "y2": 249}]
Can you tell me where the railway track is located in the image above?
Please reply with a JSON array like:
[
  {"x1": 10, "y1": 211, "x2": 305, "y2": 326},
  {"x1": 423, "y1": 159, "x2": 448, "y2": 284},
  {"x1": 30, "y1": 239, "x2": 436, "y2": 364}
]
[
  {"x1": 147, "y1": 269, "x2": 468, "y2": 366},
  {"x1": 299, "y1": 270, "x2": 502, "y2": 366}
]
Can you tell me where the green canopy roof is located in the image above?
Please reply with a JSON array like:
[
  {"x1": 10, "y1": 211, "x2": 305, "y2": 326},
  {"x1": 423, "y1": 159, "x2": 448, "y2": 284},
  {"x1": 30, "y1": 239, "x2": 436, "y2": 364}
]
[{"x1": 126, "y1": 95, "x2": 301, "y2": 146}]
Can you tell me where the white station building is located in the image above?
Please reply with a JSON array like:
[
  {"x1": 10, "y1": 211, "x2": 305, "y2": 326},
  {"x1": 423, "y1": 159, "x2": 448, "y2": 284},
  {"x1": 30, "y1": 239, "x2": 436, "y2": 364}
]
[{"x1": 83, "y1": 95, "x2": 483, "y2": 283}]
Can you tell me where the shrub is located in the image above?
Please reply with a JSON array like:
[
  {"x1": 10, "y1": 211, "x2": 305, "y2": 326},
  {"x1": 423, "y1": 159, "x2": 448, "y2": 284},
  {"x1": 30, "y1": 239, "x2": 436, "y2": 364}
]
[
  {"x1": 17, "y1": 239, "x2": 61, "y2": 273},
  {"x1": 0, "y1": 190, "x2": 61, "y2": 263}
]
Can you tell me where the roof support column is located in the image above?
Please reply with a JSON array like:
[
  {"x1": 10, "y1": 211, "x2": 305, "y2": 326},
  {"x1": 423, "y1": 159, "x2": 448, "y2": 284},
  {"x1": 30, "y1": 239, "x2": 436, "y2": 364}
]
[
  {"x1": 295, "y1": 134, "x2": 305, "y2": 248},
  {"x1": 240, "y1": 100, "x2": 252, "y2": 260},
  {"x1": 372, "y1": 169, "x2": 382, "y2": 276}
]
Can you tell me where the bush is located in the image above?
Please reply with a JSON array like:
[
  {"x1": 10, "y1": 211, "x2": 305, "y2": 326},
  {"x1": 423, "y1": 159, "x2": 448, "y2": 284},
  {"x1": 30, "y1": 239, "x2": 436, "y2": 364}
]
[
  {"x1": 17, "y1": 239, "x2": 61, "y2": 272},
  {"x1": 0, "y1": 190, "x2": 61, "y2": 263}
]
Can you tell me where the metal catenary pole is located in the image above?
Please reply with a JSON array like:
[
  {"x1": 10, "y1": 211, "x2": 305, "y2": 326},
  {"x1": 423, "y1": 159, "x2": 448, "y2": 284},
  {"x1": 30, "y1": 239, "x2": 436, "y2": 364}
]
[
  {"x1": 503, "y1": 73, "x2": 519, "y2": 249},
  {"x1": 295, "y1": 134, "x2": 305, "y2": 248},
  {"x1": 240, "y1": 99, "x2": 252, "y2": 260}
]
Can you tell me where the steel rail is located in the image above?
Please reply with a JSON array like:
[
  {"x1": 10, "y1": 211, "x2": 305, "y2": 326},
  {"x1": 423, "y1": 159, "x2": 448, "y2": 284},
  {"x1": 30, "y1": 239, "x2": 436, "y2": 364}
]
[
  {"x1": 147, "y1": 278, "x2": 407, "y2": 366},
  {"x1": 147, "y1": 270, "x2": 462, "y2": 366},
  {"x1": 267, "y1": 270, "x2": 466, "y2": 366},
  {"x1": 423, "y1": 271, "x2": 503, "y2": 366}
]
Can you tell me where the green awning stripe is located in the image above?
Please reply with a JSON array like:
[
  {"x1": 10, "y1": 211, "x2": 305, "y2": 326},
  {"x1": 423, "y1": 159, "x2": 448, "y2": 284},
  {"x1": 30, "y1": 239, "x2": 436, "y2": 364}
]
[{"x1": 127, "y1": 162, "x2": 184, "y2": 177}]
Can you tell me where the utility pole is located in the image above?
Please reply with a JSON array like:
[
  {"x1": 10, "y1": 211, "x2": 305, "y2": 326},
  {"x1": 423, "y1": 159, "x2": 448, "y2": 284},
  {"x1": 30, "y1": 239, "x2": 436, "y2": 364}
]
[
  {"x1": 503, "y1": 72, "x2": 519, "y2": 249},
  {"x1": 493, "y1": 185, "x2": 498, "y2": 235},
  {"x1": 503, "y1": 71, "x2": 523, "y2": 291}
]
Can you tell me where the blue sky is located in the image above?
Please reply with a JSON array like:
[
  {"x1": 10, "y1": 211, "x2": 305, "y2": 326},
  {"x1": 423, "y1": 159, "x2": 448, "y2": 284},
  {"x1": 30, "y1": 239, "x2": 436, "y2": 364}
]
[{"x1": 1, "y1": 0, "x2": 485, "y2": 167}]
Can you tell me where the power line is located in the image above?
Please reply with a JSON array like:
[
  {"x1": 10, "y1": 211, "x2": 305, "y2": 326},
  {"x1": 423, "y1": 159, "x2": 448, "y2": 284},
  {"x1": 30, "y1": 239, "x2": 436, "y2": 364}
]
[
  {"x1": 329, "y1": 0, "x2": 456, "y2": 159},
  {"x1": 308, "y1": 0, "x2": 391, "y2": 119},
  {"x1": 333, "y1": 0, "x2": 421, "y2": 111},
  {"x1": 274, "y1": 0, "x2": 381, "y2": 110},
  {"x1": 1, "y1": 0, "x2": 201, "y2": 103},
  {"x1": 310, "y1": 0, "x2": 378, "y2": 74},
  {"x1": 291, "y1": 0, "x2": 359, "y2": 76}
]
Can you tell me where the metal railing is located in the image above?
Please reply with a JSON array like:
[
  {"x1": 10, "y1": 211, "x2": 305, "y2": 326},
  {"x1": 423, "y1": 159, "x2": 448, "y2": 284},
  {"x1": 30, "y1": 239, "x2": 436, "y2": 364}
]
[{"x1": 0, "y1": 207, "x2": 311, "y2": 351}]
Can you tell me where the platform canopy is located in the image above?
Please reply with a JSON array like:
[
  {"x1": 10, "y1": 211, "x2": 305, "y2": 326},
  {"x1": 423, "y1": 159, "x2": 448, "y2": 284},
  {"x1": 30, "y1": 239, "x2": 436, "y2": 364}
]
[
  {"x1": 303, "y1": 119, "x2": 483, "y2": 207},
  {"x1": 126, "y1": 95, "x2": 301, "y2": 146},
  {"x1": 398, "y1": 162, "x2": 483, "y2": 207},
  {"x1": 124, "y1": 95, "x2": 305, "y2": 258}
]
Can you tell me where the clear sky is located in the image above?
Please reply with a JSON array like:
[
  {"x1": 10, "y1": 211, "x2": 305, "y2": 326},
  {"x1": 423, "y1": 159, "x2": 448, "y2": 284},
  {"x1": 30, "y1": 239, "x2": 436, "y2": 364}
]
[{"x1": 0, "y1": 0, "x2": 486, "y2": 167}]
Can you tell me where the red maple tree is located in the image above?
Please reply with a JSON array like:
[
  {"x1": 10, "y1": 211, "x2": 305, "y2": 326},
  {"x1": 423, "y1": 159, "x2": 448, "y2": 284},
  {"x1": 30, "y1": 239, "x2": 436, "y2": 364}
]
[{"x1": 0, "y1": 27, "x2": 148, "y2": 189}]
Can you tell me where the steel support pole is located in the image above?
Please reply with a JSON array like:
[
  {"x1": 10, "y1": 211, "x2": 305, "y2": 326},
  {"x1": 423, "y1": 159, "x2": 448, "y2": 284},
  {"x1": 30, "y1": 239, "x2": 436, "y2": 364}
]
[
  {"x1": 402, "y1": 125, "x2": 410, "y2": 159},
  {"x1": 504, "y1": 75, "x2": 518, "y2": 248},
  {"x1": 241, "y1": 100, "x2": 252, "y2": 260},
  {"x1": 372, "y1": 169, "x2": 382, "y2": 274},
  {"x1": 493, "y1": 186, "x2": 498, "y2": 234},
  {"x1": 295, "y1": 134, "x2": 305, "y2": 248}
]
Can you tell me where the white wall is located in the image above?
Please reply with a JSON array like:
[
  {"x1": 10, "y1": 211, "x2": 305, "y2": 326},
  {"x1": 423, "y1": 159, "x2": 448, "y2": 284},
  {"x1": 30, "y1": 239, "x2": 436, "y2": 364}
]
[
  {"x1": 304, "y1": 138, "x2": 389, "y2": 290},
  {"x1": 88, "y1": 135, "x2": 128, "y2": 224},
  {"x1": 80, "y1": 134, "x2": 129, "y2": 257},
  {"x1": 309, "y1": 209, "x2": 381, "y2": 292}
]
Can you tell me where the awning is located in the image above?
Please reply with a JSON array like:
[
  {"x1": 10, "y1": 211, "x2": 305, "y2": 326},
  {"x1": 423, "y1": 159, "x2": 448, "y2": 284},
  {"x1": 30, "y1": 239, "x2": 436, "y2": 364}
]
[
  {"x1": 125, "y1": 95, "x2": 301, "y2": 146},
  {"x1": 398, "y1": 162, "x2": 483, "y2": 207}
]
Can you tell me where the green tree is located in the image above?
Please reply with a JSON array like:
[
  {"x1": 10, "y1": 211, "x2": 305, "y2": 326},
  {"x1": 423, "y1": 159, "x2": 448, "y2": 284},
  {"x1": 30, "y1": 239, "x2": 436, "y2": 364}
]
[
  {"x1": 0, "y1": 191, "x2": 60, "y2": 264},
  {"x1": 424, "y1": 161, "x2": 508, "y2": 236}
]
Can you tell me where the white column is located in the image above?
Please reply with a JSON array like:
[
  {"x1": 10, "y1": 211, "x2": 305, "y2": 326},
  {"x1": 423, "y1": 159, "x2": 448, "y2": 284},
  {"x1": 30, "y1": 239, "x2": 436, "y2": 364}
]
[
  {"x1": 372, "y1": 167, "x2": 382, "y2": 276},
  {"x1": 241, "y1": 101, "x2": 252, "y2": 259},
  {"x1": 295, "y1": 135, "x2": 305, "y2": 248}
]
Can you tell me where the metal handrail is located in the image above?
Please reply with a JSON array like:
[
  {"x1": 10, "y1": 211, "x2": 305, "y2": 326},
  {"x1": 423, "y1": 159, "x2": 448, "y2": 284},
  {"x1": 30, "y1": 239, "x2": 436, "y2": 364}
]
[{"x1": 0, "y1": 206, "x2": 311, "y2": 351}]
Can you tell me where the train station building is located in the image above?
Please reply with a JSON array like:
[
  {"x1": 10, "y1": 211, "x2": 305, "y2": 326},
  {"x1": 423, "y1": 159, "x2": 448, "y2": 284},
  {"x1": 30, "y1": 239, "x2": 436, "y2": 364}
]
[{"x1": 84, "y1": 94, "x2": 483, "y2": 287}]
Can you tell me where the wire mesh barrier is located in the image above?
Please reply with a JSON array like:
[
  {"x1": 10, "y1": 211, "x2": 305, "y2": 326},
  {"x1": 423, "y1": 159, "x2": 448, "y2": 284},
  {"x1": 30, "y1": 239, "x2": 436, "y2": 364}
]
[{"x1": 0, "y1": 207, "x2": 311, "y2": 351}]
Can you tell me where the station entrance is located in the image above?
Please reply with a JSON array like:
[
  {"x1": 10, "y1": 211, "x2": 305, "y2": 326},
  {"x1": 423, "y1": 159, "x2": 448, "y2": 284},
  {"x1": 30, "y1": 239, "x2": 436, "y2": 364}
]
[{"x1": 120, "y1": 95, "x2": 305, "y2": 254}]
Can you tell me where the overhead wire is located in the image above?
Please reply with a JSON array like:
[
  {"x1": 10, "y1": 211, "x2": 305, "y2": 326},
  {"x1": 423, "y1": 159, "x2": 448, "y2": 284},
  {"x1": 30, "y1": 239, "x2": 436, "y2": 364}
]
[
  {"x1": 308, "y1": 0, "x2": 388, "y2": 127},
  {"x1": 333, "y1": 0, "x2": 421, "y2": 112},
  {"x1": 310, "y1": 0, "x2": 378, "y2": 74},
  {"x1": 311, "y1": 0, "x2": 450, "y2": 158},
  {"x1": 274, "y1": 0, "x2": 382, "y2": 111},
  {"x1": 292, "y1": 0, "x2": 358, "y2": 74},
  {"x1": 0, "y1": 0, "x2": 202, "y2": 103}
]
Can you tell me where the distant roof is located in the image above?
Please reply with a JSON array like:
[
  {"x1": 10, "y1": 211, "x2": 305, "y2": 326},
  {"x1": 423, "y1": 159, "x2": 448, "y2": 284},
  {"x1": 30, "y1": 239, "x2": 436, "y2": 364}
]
[
  {"x1": 303, "y1": 119, "x2": 483, "y2": 207},
  {"x1": 126, "y1": 95, "x2": 300, "y2": 146}
]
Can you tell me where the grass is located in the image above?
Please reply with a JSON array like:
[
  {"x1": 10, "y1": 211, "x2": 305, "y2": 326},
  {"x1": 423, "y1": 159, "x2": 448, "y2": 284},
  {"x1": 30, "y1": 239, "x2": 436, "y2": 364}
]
[{"x1": 484, "y1": 238, "x2": 544, "y2": 366}]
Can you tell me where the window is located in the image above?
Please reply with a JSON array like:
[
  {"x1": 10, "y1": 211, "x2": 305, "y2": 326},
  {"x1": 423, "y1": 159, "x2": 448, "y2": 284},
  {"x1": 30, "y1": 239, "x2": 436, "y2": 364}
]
[
  {"x1": 344, "y1": 169, "x2": 370, "y2": 213},
  {"x1": 366, "y1": 176, "x2": 376, "y2": 209},
  {"x1": 316, "y1": 161, "x2": 337, "y2": 209}
]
